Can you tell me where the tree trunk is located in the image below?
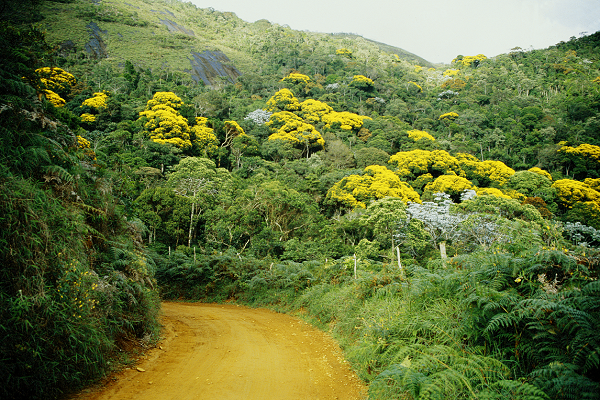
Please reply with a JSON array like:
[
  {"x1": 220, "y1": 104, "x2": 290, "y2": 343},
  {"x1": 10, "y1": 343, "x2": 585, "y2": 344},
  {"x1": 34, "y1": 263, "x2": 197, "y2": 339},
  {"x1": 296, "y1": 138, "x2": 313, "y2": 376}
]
[
  {"x1": 188, "y1": 201, "x2": 195, "y2": 247},
  {"x1": 440, "y1": 241, "x2": 447, "y2": 268}
]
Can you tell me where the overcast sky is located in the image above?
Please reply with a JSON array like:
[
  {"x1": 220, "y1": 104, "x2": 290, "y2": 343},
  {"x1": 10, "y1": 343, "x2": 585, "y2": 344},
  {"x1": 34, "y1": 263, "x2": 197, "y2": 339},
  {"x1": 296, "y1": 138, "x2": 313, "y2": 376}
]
[{"x1": 188, "y1": 0, "x2": 600, "y2": 64}]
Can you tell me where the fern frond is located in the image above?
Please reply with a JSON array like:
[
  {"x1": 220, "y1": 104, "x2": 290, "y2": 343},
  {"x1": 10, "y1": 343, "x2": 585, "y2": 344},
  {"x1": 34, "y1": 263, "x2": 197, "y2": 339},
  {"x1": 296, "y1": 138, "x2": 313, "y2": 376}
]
[
  {"x1": 477, "y1": 379, "x2": 549, "y2": 400},
  {"x1": 43, "y1": 164, "x2": 73, "y2": 183}
]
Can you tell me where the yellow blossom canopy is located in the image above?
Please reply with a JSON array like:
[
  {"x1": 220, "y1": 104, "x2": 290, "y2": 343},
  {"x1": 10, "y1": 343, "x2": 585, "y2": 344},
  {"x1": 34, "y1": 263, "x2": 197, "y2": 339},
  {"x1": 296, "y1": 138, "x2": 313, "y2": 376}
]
[
  {"x1": 424, "y1": 175, "x2": 475, "y2": 196},
  {"x1": 266, "y1": 111, "x2": 325, "y2": 151},
  {"x1": 453, "y1": 54, "x2": 487, "y2": 67},
  {"x1": 407, "y1": 129, "x2": 435, "y2": 142},
  {"x1": 559, "y1": 143, "x2": 600, "y2": 163},
  {"x1": 191, "y1": 117, "x2": 219, "y2": 156},
  {"x1": 327, "y1": 165, "x2": 421, "y2": 209},
  {"x1": 389, "y1": 149, "x2": 464, "y2": 179},
  {"x1": 138, "y1": 92, "x2": 192, "y2": 148},
  {"x1": 282, "y1": 73, "x2": 311, "y2": 85},
  {"x1": 552, "y1": 179, "x2": 600, "y2": 208},
  {"x1": 43, "y1": 90, "x2": 65, "y2": 108},
  {"x1": 350, "y1": 75, "x2": 374, "y2": 90},
  {"x1": 322, "y1": 111, "x2": 371, "y2": 131},
  {"x1": 299, "y1": 99, "x2": 333, "y2": 124},
  {"x1": 35, "y1": 67, "x2": 76, "y2": 94},
  {"x1": 439, "y1": 112, "x2": 459, "y2": 121},
  {"x1": 82, "y1": 92, "x2": 108, "y2": 110},
  {"x1": 336, "y1": 48, "x2": 353, "y2": 57},
  {"x1": 457, "y1": 156, "x2": 515, "y2": 187},
  {"x1": 80, "y1": 113, "x2": 96, "y2": 123},
  {"x1": 266, "y1": 88, "x2": 300, "y2": 112},
  {"x1": 475, "y1": 187, "x2": 512, "y2": 199},
  {"x1": 528, "y1": 167, "x2": 553, "y2": 180}
]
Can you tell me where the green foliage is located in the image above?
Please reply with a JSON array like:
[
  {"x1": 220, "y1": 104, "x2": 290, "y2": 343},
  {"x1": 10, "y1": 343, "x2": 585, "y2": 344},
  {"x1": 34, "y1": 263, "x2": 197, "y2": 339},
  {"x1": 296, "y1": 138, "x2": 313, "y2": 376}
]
[
  {"x1": 456, "y1": 195, "x2": 544, "y2": 223},
  {"x1": 0, "y1": 177, "x2": 160, "y2": 399},
  {"x1": 0, "y1": 18, "x2": 160, "y2": 398},
  {"x1": 18, "y1": 3, "x2": 600, "y2": 399}
]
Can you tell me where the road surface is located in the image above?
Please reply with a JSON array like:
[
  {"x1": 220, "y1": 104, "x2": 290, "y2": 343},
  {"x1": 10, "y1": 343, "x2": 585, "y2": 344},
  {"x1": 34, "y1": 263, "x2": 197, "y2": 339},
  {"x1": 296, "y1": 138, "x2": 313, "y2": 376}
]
[{"x1": 73, "y1": 302, "x2": 366, "y2": 400}]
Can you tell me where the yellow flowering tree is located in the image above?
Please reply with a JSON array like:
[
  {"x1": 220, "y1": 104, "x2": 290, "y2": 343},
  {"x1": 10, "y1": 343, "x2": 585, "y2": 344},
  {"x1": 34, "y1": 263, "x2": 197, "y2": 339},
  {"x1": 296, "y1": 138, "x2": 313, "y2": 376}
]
[
  {"x1": 82, "y1": 91, "x2": 108, "y2": 110},
  {"x1": 388, "y1": 149, "x2": 464, "y2": 180},
  {"x1": 552, "y1": 179, "x2": 600, "y2": 208},
  {"x1": 282, "y1": 73, "x2": 311, "y2": 85},
  {"x1": 407, "y1": 81, "x2": 423, "y2": 94},
  {"x1": 76, "y1": 135, "x2": 96, "y2": 160},
  {"x1": 441, "y1": 78, "x2": 466, "y2": 90},
  {"x1": 221, "y1": 120, "x2": 245, "y2": 148},
  {"x1": 439, "y1": 111, "x2": 459, "y2": 121},
  {"x1": 266, "y1": 88, "x2": 300, "y2": 112},
  {"x1": 443, "y1": 69, "x2": 460, "y2": 77},
  {"x1": 528, "y1": 167, "x2": 553, "y2": 180},
  {"x1": 35, "y1": 67, "x2": 76, "y2": 96},
  {"x1": 190, "y1": 117, "x2": 218, "y2": 156},
  {"x1": 80, "y1": 91, "x2": 109, "y2": 122},
  {"x1": 299, "y1": 99, "x2": 333, "y2": 124},
  {"x1": 407, "y1": 129, "x2": 435, "y2": 142},
  {"x1": 138, "y1": 92, "x2": 192, "y2": 149},
  {"x1": 559, "y1": 143, "x2": 600, "y2": 163},
  {"x1": 559, "y1": 143, "x2": 600, "y2": 179},
  {"x1": 350, "y1": 75, "x2": 374, "y2": 91},
  {"x1": 327, "y1": 165, "x2": 421, "y2": 209},
  {"x1": 457, "y1": 154, "x2": 515, "y2": 187},
  {"x1": 584, "y1": 178, "x2": 600, "y2": 191},
  {"x1": 336, "y1": 48, "x2": 353, "y2": 58},
  {"x1": 35, "y1": 67, "x2": 76, "y2": 108},
  {"x1": 475, "y1": 187, "x2": 512, "y2": 199},
  {"x1": 43, "y1": 90, "x2": 66, "y2": 108},
  {"x1": 322, "y1": 111, "x2": 371, "y2": 132},
  {"x1": 452, "y1": 54, "x2": 487, "y2": 67},
  {"x1": 146, "y1": 91, "x2": 183, "y2": 110},
  {"x1": 424, "y1": 175, "x2": 475, "y2": 198},
  {"x1": 266, "y1": 111, "x2": 324, "y2": 158}
]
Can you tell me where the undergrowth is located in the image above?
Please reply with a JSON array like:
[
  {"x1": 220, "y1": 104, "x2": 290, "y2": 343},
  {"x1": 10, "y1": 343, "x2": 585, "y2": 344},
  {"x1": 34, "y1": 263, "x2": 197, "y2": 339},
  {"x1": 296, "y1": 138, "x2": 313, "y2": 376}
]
[{"x1": 153, "y1": 245, "x2": 600, "y2": 400}]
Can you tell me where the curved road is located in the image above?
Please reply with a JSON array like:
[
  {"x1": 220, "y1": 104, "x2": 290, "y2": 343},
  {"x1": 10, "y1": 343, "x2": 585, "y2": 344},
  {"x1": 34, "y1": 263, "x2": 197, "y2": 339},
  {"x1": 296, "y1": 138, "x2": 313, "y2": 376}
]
[{"x1": 74, "y1": 302, "x2": 366, "y2": 400}]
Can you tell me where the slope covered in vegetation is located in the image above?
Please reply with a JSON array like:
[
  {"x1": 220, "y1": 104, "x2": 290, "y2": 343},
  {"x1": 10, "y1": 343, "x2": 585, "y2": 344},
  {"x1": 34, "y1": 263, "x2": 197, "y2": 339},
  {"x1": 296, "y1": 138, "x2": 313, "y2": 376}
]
[{"x1": 2, "y1": 0, "x2": 600, "y2": 398}]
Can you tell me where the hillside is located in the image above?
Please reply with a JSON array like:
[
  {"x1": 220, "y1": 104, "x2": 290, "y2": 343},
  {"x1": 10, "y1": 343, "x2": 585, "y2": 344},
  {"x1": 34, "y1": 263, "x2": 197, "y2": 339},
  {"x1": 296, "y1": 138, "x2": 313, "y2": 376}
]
[
  {"x1": 2, "y1": 0, "x2": 600, "y2": 398},
  {"x1": 39, "y1": 0, "x2": 433, "y2": 85}
]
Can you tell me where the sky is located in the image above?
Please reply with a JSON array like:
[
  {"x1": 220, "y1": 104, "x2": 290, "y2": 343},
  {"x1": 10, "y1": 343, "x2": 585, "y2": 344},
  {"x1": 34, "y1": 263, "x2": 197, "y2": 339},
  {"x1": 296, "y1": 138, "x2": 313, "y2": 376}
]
[{"x1": 187, "y1": 0, "x2": 600, "y2": 64}]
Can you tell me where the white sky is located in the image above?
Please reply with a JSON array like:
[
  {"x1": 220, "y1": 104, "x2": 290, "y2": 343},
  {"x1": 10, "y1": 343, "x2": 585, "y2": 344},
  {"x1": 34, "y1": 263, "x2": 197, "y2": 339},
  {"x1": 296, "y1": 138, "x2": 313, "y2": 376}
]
[{"x1": 187, "y1": 0, "x2": 600, "y2": 64}]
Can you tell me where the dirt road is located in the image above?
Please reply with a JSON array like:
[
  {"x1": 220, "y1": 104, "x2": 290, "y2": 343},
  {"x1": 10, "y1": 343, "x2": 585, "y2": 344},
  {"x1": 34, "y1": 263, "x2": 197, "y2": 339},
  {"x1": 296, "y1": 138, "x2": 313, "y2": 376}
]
[{"x1": 74, "y1": 302, "x2": 366, "y2": 400}]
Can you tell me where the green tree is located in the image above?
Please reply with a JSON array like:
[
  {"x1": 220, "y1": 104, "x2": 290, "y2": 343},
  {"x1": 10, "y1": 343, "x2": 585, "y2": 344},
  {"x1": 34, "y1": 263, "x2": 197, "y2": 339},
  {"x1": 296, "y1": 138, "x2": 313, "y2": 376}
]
[
  {"x1": 362, "y1": 197, "x2": 409, "y2": 257},
  {"x1": 166, "y1": 157, "x2": 232, "y2": 247}
]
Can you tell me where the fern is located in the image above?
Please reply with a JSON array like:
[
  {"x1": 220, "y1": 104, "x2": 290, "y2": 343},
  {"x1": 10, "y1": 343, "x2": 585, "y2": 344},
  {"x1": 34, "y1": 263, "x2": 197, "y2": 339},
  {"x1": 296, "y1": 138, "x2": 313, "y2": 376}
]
[
  {"x1": 369, "y1": 344, "x2": 511, "y2": 400},
  {"x1": 530, "y1": 362, "x2": 600, "y2": 400},
  {"x1": 477, "y1": 379, "x2": 549, "y2": 400},
  {"x1": 44, "y1": 164, "x2": 73, "y2": 183}
]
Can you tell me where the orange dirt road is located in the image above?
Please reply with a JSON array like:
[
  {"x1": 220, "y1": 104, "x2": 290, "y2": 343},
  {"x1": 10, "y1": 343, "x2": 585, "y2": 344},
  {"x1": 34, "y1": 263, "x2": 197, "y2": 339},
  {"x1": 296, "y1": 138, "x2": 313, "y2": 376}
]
[{"x1": 74, "y1": 302, "x2": 367, "y2": 400}]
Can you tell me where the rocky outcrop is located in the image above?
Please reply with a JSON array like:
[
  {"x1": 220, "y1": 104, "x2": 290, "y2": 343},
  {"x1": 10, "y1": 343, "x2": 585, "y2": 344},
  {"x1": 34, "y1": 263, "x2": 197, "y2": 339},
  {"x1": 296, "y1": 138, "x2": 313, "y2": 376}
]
[
  {"x1": 85, "y1": 22, "x2": 108, "y2": 59},
  {"x1": 187, "y1": 50, "x2": 241, "y2": 86},
  {"x1": 158, "y1": 18, "x2": 195, "y2": 36}
]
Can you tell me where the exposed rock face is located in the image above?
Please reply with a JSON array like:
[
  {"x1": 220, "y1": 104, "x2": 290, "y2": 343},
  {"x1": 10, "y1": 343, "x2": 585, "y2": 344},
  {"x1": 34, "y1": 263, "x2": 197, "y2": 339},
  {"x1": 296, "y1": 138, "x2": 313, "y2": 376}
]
[
  {"x1": 158, "y1": 18, "x2": 195, "y2": 36},
  {"x1": 187, "y1": 50, "x2": 242, "y2": 86},
  {"x1": 85, "y1": 22, "x2": 108, "y2": 59}
]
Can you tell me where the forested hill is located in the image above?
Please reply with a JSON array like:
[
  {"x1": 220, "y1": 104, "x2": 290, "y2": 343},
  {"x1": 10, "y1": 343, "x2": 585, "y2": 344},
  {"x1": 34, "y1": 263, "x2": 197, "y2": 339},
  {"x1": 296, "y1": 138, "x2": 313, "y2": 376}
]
[
  {"x1": 2, "y1": 0, "x2": 600, "y2": 398},
  {"x1": 38, "y1": 0, "x2": 433, "y2": 82}
]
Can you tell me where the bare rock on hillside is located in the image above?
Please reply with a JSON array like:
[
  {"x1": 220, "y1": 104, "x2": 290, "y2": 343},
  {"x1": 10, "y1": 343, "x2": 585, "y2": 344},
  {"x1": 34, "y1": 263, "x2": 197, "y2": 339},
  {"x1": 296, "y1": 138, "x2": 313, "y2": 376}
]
[
  {"x1": 158, "y1": 18, "x2": 195, "y2": 36},
  {"x1": 187, "y1": 50, "x2": 241, "y2": 86},
  {"x1": 85, "y1": 22, "x2": 108, "y2": 59}
]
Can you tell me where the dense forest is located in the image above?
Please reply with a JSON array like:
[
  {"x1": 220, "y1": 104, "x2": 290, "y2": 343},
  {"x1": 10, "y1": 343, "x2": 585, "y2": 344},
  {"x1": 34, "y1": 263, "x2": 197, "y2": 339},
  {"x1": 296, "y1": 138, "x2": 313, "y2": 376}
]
[{"x1": 1, "y1": 0, "x2": 600, "y2": 398}]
